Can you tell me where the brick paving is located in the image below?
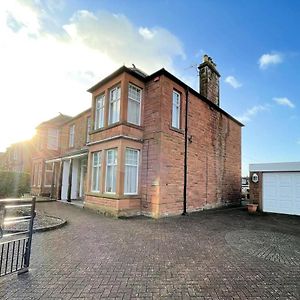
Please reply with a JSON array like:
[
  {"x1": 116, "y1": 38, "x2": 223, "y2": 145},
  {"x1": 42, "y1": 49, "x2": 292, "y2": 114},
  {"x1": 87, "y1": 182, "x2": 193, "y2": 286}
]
[{"x1": 0, "y1": 202, "x2": 299, "y2": 299}]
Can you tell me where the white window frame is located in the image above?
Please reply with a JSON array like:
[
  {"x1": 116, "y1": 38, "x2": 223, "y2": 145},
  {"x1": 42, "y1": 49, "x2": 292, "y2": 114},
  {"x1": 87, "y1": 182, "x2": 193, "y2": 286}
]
[
  {"x1": 127, "y1": 84, "x2": 142, "y2": 126},
  {"x1": 69, "y1": 124, "x2": 75, "y2": 148},
  {"x1": 86, "y1": 117, "x2": 91, "y2": 143},
  {"x1": 172, "y1": 90, "x2": 181, "y2": 129},
  {"x1": 124, "y1": 148, "x2": 139, "y2": 195},
  {"x1": 95, "y1": 94, "x2": 105, "y2": 130},
  {"x1": 105, "y1": 149, "x2": 118, "y2": 194},
  {"x1": 47, "y1": 128, "x2": 59, "y2": 150},
  {"x1": 91, "y1": 151, "x2": 101, "y2": 192},
  {"x1": 108, "y1": 86, "x2": 121, "y2": 125}
]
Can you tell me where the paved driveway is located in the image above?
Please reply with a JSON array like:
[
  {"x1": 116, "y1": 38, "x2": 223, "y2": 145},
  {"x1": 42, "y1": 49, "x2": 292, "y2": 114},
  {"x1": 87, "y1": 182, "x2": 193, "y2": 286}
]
[{"x1": 0, "y1": 202, "x2": 299, "y2": 299}]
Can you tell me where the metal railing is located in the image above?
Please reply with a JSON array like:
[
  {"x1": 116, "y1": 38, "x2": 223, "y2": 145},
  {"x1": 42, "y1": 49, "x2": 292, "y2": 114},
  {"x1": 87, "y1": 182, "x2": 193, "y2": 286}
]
[{"x1": 0, "y1": 197, "x2": 36, "y2": 277}]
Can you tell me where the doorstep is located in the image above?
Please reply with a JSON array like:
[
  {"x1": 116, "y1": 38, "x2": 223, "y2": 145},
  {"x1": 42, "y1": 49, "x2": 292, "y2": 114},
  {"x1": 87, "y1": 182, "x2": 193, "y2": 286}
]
[{"x1": 57, "y1": 199, "x2": 84, "y2": 208}]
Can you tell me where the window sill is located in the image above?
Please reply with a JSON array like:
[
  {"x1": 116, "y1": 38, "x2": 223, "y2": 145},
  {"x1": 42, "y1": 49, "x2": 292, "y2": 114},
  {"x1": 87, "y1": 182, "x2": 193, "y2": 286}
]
[
  {"x1": 169, "y1": 126, "x2": 184, "y2": 134},
  {"x1": 91, "y1": 121, "x2": 144, "y2": 134},
  {"x1": 86, "y1": 192, "x2": 141, "y2": 200}
]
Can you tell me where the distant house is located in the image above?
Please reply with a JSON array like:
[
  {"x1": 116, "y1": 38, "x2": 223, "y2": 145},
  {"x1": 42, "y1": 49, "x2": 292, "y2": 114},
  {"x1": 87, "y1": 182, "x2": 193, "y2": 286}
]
[
  {"x1": 2, "y1": 141, "x2": 33, "y2": 173},
  {"x1": 0, "y1": 152, "x2": 7, "y2": 170},
  {"x1": 30, "y1": 55, "x2": 243, "y2": 217}
]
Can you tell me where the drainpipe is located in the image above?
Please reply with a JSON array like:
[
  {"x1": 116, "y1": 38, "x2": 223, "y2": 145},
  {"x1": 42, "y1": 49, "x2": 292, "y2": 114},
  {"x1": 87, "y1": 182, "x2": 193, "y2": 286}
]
[{"x1": 182, "y1": 87, "x2": 189, "y2": 215}]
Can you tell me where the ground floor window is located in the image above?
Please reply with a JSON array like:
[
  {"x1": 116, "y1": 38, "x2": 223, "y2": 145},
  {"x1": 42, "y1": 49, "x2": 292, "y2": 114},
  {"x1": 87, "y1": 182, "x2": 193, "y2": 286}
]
[
  {"x1": 91, "y1": 151, "x2": 101, "y2": 192},
  {"x1": 105, "y1": 149, "x2": 117, "y2": 193},
  {"x1": 32, "y1": 163, "x2": 38, "y2": 187},
  {"x1": 37, "y1": 162, "x2": 42, "y2": 187},
  {"x1": 124, "y1": 148, "x2": 139, "y2": 194},
  {"x1": 44, "y1": 163, "x2": 54, "y2": 187}
]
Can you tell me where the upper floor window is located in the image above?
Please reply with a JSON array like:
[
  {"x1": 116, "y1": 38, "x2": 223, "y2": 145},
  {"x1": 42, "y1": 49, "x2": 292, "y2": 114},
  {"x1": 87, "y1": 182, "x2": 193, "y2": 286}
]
[
  {"x1": 69, "y1": 124, "x2": 75, "y2": 148},
  {"x1": 91, "y1": 151, "x2": 101, "y2": 192},
  {"x1": 86, "y1": 117, "x2": 91, "y2": 143},
  {"x1": 37, "y1": 135, "x2": 43, "y2": 151},
  {"x1": 95, "y1": 94, "x2": 105, "y2": 130},
  {"x1": 47, "y1": 128, "x2": 59, "y2": 150},
  {"x1": 109, "y1": 86, "x2": 120, "y2": 125},
  {"x1": 172, "y1": 91, "x2": 181, "y2": 129},
  {"x1": 124, "y1": 148, "x2": 139, "y2": 195},
  {"x1": 128, "y1": 84, "x2": 142, "y2": 125},
  {"x1": 13, "y1": 149, "x2": 18, "y2": 160},
  {"x1": 105, "y1": 149, "x2": 117, "y2": 193}
]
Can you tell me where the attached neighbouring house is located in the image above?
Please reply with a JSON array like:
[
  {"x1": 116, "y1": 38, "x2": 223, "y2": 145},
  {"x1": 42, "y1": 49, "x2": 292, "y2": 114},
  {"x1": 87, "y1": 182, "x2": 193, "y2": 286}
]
[
  {"x1": 249, "y1": 162, "x2": 300, "y2": 216},
  {"x1": 31, "y1": 113, "x2": 72, "y2": 196},
  {"x1": 85, "y1": 55, "x2": 242, "y2": 217},
  {"x1": 44, "y1": 109, "x2": 91, "y2": 201}
]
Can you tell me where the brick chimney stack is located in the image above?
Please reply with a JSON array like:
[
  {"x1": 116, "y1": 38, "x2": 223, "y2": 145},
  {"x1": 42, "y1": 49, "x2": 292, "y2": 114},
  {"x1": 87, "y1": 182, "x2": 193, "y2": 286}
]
[{"x1": 198, "y1": 55, "x2": 221, "y2": 106}]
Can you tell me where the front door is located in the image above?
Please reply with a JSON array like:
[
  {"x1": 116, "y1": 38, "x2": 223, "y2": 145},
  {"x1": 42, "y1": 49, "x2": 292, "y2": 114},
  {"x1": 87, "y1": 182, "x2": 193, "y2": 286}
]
[{"x1": 79, "y1": 158, "x2": 87, "y2": 199}]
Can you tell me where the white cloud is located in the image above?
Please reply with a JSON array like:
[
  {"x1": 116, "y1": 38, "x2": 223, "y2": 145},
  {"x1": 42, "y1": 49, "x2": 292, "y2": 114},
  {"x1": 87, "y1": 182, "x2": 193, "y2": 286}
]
[
  {"x1": 0, "y1": 1, "x2": 185, "y2": 151},
  {"x1": 63, "y1": 10, "x2": 185, "y2": 72},
  {"x1": 236, "y1": 105, "x2": 269, "y2": 123},
  {"x1": 258, "y1": 53, "x2": 283, "y2": 69},
  {"x1": 139, "y1": 27, "x2": 155, "y2": 40},
  {"x1": 225, "y1": 76, "x2": 242, "y2": 88},
  {"x1": 273, "y1": 97, "x2": 295, "y2": 108}
]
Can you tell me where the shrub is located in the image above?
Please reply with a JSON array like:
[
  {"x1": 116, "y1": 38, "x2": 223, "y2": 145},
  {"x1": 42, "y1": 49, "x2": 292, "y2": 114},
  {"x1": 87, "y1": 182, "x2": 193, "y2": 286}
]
[{"x1": 0, "y1": 171, "x2": 31, "y2": 199}]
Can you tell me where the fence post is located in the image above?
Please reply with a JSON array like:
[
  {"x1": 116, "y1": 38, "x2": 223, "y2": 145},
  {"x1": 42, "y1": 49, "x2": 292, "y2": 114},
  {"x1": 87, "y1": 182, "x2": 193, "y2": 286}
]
[{"x1": 22, "y1": 196, "x2": 36, "y2": 272}]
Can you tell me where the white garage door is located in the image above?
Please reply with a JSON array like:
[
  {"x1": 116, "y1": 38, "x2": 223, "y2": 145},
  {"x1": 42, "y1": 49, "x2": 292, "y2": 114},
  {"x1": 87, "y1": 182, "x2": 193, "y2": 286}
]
[{"x1": 263, "y1": 172, "x2": 300, "y2": 216}]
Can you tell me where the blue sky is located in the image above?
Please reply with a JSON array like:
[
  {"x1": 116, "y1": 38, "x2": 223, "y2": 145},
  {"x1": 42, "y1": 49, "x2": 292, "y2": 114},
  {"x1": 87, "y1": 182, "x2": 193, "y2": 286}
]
[{"x1": 1, "y1": 0, "x2": 299, "y2": 175}]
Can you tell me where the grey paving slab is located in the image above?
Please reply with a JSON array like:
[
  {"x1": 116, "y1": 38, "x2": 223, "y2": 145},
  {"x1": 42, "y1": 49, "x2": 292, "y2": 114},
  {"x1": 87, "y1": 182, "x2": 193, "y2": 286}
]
[{"x1": 0, "y1": 202, "x2": 299, "y2": 299}]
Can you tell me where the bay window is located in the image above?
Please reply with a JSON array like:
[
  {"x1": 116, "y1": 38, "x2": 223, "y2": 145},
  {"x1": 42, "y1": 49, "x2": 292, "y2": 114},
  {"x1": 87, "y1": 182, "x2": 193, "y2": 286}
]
[
  {"x1": 95, "y1": 94, "x2": 105, "y2": 129},
  {"x1": 108, "y1": 87, "x2": 120, "y2": 125},
  {"x1": 128, "y1": 84, "x2": 141, "y2": 125},
  {"x1": 105, "y1": 149, "x2": 117, "y2": 193},
  {"x1": 124, "y1": 148, "x2": 139, "y2": 195},
  {"x1": 91, "y1": 151, "x2": 101, "y2": 192}
]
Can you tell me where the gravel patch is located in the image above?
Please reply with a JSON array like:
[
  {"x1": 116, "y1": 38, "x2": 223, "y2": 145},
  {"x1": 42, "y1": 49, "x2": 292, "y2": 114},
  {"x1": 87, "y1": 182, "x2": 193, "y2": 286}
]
[{"x1": 3, "y1": 212, "x2": 67, "y2": 233}]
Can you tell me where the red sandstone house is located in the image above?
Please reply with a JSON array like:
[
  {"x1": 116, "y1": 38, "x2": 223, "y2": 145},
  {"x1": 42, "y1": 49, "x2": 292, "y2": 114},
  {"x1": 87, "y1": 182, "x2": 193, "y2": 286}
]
[
  {"x1": 31, "y1": 113, "x2": 72, "y2": 196},
  {"x1": 31, "y1": 110, "x2": 91, "y2": 199},
  {"x1": 30, "y1": 55, "x2": 243, "y2": 218}
]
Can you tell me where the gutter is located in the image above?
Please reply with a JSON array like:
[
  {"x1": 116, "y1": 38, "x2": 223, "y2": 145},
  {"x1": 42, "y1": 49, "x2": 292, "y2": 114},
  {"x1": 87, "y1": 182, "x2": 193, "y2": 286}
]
[{"x1": 45, "y1": 152, "x2": 88, "y2": 163}]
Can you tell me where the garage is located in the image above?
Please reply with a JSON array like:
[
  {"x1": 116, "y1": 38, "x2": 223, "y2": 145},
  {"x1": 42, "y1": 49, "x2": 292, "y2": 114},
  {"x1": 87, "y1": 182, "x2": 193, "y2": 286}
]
[{"x1": 249, "y1": 162, "x2": 300, "y2": 216}]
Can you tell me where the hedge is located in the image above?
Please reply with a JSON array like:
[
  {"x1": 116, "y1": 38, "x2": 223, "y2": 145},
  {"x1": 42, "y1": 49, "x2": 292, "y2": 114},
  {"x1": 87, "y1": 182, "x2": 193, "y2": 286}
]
[{"x1": 0, "y1": 171, "x2": 31, "y2": 199}]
